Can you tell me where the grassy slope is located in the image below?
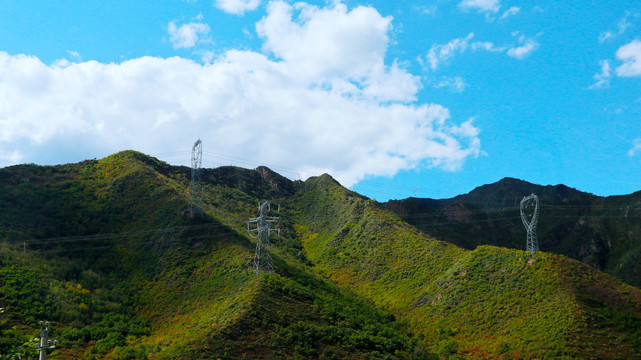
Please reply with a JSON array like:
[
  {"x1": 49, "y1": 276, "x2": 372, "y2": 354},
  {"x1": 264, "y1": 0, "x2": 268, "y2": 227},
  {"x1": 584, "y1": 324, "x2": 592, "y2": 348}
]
[
  {"x1": 3, "y1": 154, "x2": 641, "y2": 359},
  {"x1": 384, "y1": 178, "x2": 641, "y2": 289},
  {"x1": 292, "y1": 175, "x2": 641, "y2": 359},
  {"x1": 0, "y1": 152, "x2": 415, "y2": 359}
]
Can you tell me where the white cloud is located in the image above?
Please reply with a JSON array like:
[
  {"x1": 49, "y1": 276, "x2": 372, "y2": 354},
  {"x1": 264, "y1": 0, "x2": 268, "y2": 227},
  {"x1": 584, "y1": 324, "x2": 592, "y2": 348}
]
[
  {"x1": 629, "y1": 138, "x2": 641, "y2": 157},
  {"x1": 0, "y1": 1, "x2": 481, "y2": 187},
  {"x1": 424, "y1": 33, "x2": 505, "y2": 70},
  {"x1": 507, "y1": 34, "x2": 539, "y2": 59},
  {"x1": 426, "y1": 33, "x2": 475, "y2": 70},
  {"x1": 199, "y1": 50, "x2": 218, "y2": 64},
  {"x1": 589, "y1": 60, "x2": 611, "y2": 89},
  {"x1": 599, "y1": 12, "x2": 637, "y2": 43},
  {"x1": 499, "y1": 6, "x2": 520, "y2": 20},
  {"x1": 0, "y1": 149, "x2": 22, "y2": 163},
  {"x1": 215, "y1": 0, "x2": 261, "y2": 15},
  {"x1": 256, "y1": 2, "x2": 397, "y2": 88},
  {"x1": 459, "y1": 0, "x2": 500, "y2": 14},
  {"x1": 418, "y1": 5, "x2": 437, "y2": 16},
  {"x1": 168, "y1": 20, "x2": 210, "y2": 49},
  {"x1": 434, "y1": 76, "x2": 466, "y2": 92},
  {"x1": 67, "y1": 51, "x2": 82, "y2": 62},
  {"x1": 599, "y1": 31, "x2": 614, "y2": 43},
  {"x1": 472, "y1": 41, "x2": 501, "y2": 52},
  {"x1": 616, "y1": 39, "x2": 641, "y2": 77}
]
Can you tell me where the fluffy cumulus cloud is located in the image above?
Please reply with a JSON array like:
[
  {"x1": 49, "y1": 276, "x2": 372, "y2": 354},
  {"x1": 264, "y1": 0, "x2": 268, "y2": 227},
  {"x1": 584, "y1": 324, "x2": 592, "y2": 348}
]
[
  {"x1": 458, "y1": 0, "x2": 500, "y2": 14},
  {"x1": 168, "y1": 20, "x2": 210, "y2": 49},
  {"x1": 616, "y1": 39, "x2": 641, "y2": 77},
  {"x1": 215, "y1": 0, "x2": 261, "y2": 15},
  {"x1": 254, "y1": 0, "x2": 419, "y2": 101},
  {"x1": 0, "y1": 1, "x2": 481, "y2": 186}
]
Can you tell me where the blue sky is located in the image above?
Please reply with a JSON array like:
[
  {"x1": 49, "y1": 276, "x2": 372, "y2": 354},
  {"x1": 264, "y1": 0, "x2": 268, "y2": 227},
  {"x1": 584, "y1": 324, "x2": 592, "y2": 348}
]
[{"x1": 1, "y1": 0, "x2": 640, "y2": 201}]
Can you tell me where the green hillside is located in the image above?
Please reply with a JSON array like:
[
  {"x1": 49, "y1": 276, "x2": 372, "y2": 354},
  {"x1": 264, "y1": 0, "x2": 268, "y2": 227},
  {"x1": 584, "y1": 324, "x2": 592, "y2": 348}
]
[
  {"x1": 0, "y1": 151, "x2": 415, "y2": 359},
  {"x1": 292, "y1": 175, "x2": 641, "y2": 358},
  {"x1": 384, "y1": 177, "x2": 641, "y2": 288},
  {"x1": 1, "y1": 152, "x2": 640, "y2": 359}
]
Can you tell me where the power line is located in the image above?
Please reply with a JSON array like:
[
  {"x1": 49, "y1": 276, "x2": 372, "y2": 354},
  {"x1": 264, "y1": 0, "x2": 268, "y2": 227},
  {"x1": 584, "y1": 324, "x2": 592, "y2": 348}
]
[
  {"x1": 2, "y1": 208, "x2": 639, "y2": 261},
  {"x1": 3, "y1": 168, "x2": 641, "y2": 258},
  {"x1": 20, "y1": 223, "x2": 230, "y2": 246},
  {"x1": 4, "y1": 194, "x2": 640, "y2": 248},
  {"x1": 21, "y1": 231, "x2": 243, "y2": 255}
]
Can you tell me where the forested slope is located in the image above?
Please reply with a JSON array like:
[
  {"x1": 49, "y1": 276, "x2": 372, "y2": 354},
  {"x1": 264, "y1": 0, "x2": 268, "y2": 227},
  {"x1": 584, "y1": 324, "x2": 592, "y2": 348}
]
[
  {"x1": 292, "y1": 175, "x2": 641, "y2": 358},
  {"x1": 1, "y1": 152, "x2": 640, "y2": 359},
  {"x1": 384, "y1": 177, "x2": 641, "y2": 288},
  {"x1": 0, "y1": 151, "x2": 415, "y2": 359}
]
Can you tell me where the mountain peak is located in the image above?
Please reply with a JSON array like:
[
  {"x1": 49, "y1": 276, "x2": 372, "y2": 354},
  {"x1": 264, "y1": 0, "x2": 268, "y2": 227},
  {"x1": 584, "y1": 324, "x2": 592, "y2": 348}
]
[{"x1": 304, "y1": 173, "x2": 342, "y2": 189}]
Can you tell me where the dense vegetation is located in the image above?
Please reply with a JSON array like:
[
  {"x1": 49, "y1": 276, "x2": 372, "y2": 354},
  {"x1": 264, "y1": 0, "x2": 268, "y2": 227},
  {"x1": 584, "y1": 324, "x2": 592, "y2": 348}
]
[
  {"x1": 0, "y1": 152, "x2": 416, "y2": 359},
  {"x1": 292, "y1": 175, "x2": 641, "y2": 358},
  {"x1": 1, "y1": 152, "x2": 640, "y2": 359},
  {"x1": 384, "y1": 177, "x2": 641, "y2": 288}
]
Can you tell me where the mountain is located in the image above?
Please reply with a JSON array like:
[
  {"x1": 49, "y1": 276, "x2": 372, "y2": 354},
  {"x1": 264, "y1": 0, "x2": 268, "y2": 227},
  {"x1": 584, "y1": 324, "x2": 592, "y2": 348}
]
[
  {"x1": 0, "y1": 153, "x2": 640, "y2": 359},
  {"x1": 384, "y1": 177, "x2": 641, "y2": 289},
  {"x1": 0, "y1": 151, "x2": 413, "y2": 359}
]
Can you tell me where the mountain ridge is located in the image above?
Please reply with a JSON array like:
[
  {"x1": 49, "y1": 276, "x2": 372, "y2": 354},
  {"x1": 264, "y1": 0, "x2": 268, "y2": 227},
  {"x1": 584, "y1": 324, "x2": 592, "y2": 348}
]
[
  {"x1": 384, "y1": 176, "x2": 641, "y2": 288},
  {"x1": 1, "y1": 152, "x2": 640, "y2": 359}
]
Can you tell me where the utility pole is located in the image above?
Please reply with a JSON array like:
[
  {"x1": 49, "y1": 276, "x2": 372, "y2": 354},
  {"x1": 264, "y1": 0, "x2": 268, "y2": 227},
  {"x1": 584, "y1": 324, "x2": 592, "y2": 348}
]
[
  {"x1": 247, "y1": 201, "x2": 280, "y2": 275},
  {"x1": 189, "y1": 139, "x2": 203, "y2": 218},
  {"x1": 37, "y1": 321, "x2": 57, "y2": 360},
  {"x1": 520, "y1": 193, "x2": 540, "y2": 255}
]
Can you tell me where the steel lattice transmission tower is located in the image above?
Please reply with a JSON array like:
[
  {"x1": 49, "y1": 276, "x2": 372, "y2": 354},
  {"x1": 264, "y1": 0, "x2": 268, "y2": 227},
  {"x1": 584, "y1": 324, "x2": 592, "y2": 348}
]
[
  {"x1": 189, "y1": 139, "x2": 203, "y2": 218},
  {"x1": 520, "y1": 193, "x2": 540, "y2": 255},
  {"x1": 247, "y1": 201, "x2": 280, "y2": 275}
]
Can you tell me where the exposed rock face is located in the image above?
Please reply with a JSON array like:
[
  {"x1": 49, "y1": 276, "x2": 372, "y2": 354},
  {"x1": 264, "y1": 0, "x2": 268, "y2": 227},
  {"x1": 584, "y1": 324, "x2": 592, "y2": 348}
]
[{"x1": 256, "y1": 166, "x2": 295, "y2": 195}]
